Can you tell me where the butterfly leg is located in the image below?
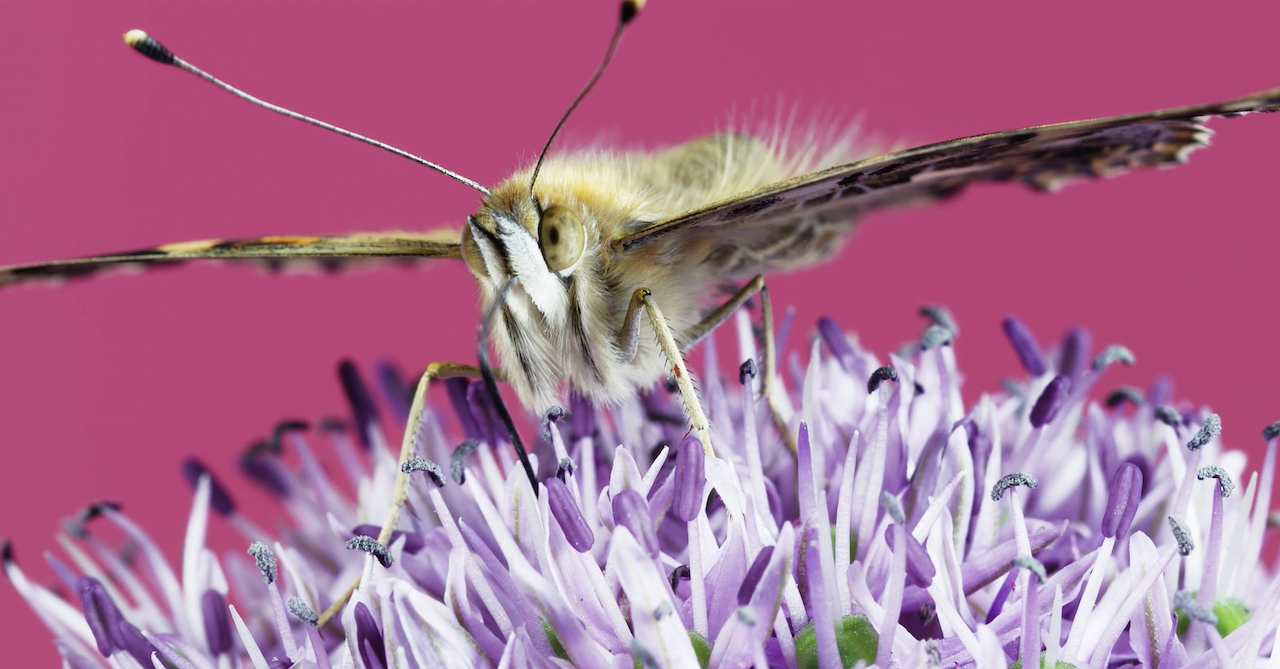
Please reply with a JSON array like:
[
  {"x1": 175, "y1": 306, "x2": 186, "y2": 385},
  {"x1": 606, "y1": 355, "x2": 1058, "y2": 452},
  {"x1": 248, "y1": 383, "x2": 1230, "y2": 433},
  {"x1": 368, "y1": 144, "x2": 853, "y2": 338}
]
[
  {"x1": 681, "y1": 275, "x2": 798, "y2": 456},
  {"x1": 620, "y1": 288, "x2": 715, "y2": 457},
  {"x1": 316, "y1": 361, "x2": 501, "y2": 627}
]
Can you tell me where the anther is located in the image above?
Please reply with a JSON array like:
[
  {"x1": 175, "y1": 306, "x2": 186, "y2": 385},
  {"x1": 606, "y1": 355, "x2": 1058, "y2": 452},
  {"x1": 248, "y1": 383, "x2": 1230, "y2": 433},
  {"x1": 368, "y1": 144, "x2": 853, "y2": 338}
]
[
  {"x1": 79, "y1": 501, "x2": 122, "y2": 523},
  {"x1": 286, "y1": 596, "x2": 319, "y2": 627},
  {"x1": 1012, "y1": 555, "x2": 1047, "y2": 584},
  {"x1": 919, "y1": 323, "x2": 953, "y2": 350},
  {"x1": 1155, "y1": 405, "x2": 1182, "y2": 427},
  {"x1": 401, "y1": 457, "x2": 447, "y2": 488},
  {"x1": 1175, "y1": 590, "x2": 1218, "y2": 625},
  {"x1": 992, "y1": 473, "x2": 1038, "y2": 501},
  {"x1": 450, "y1": 439, "x2": 482, "y2": 485},
  {"x1": 1187, "y1": 414, "x2": 1222, "y2": 451},
  {"x1": 879, "y1": 491, "x2": 906, "y2": 525},
  {"x1": 868, "y1": 366, "x2": 898, "y2": 394},
  {"x1": 1103, "y1": 386, "x2": 1144, "y2": 409},
  {"x1": 247, "y1": 542, "x2": 277, "y2": 584},
  {"x1": 1168, "y1": 517, "x2": 1195, "y2": 556},
  {"x1": 270, "y1": 419, "x2": 309, "y2": 448},
  {"x1": 669, "y1": 564, "x2": 691, "y2": 590},
  {"x1": 1197, "y1": 465, "x2": 1234, "y2": 497},
  {"x1": 919, "y1": 304, "x2": 959, "y2": 337},
  {"x1": 346, "y1": 535, "x2": 394, "y2": 569},
  {"x1": 542, "y1": 406, "x2": 565, "y2": 443},
  {"x1": 1092, "y1": 345, "x2": 1136, "y2": 372}
]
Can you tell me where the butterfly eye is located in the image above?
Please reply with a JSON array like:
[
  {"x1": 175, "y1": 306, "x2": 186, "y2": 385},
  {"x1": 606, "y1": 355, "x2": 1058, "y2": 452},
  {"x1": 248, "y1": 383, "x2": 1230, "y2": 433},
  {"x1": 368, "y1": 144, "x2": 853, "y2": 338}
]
[{"x1": 538, "y1": 205, "x2": 586, "y2": 272}]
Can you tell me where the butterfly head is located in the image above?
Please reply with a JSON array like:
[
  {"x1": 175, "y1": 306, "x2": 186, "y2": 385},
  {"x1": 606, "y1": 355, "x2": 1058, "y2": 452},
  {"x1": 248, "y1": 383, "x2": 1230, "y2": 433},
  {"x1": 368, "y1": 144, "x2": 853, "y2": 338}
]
[
  {"x1": 461, "y1": 178, "x2": 614, "y2": 410},
  {"x1": 462, "y1": 186, "x2": 596, "y2": 323}
]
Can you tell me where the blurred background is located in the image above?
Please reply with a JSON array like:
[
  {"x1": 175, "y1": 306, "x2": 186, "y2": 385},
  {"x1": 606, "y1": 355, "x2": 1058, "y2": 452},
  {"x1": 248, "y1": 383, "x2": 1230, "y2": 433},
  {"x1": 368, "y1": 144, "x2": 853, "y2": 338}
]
[{"x1": 1, "y1": 1, "x2": 1278, "y2": 664}]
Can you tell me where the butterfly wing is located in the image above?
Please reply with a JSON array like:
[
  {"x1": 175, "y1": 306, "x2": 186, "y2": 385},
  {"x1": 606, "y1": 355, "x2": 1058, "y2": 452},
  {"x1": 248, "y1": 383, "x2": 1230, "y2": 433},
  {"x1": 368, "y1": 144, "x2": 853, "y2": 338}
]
[
  {"x1": 0, "y1": 230, "x2": 462, "y2": 288},
  {"x1": 612, "y1": 85, "x2": 1280, "y2": 278}
]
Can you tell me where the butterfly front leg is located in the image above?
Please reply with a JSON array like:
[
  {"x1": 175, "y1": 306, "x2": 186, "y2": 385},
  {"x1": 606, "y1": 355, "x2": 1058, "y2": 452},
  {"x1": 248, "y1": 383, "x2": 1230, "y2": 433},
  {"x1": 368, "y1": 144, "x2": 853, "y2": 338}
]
[
  {"x1": 316, "y1": 361, "x2": 503, "y2": 627},
  {"x1": 619, "y1": 288, "x2": 715, "y2": 457},
  {"x1": 681, "y1": 276, "x2": 798, "y2": 457},
  {"x1": 618, "y1": 276, "x2": 798, "y2": 459}
]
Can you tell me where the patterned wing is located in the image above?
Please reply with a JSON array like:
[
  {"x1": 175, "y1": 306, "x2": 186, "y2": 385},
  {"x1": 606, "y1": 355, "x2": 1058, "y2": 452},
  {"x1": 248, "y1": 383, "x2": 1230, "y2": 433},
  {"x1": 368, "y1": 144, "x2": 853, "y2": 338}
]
[
  {"x1": 0, "y1": 230, "x2": 462, "y2": 288},
  {"x1": 612, "y1": 85, "x2": 1280, "y2": 276}
]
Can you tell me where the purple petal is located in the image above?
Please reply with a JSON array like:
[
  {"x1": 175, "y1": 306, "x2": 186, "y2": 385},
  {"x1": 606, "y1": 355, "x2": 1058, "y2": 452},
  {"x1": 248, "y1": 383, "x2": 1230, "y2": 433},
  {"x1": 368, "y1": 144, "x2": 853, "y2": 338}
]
[
  {"x1": 1102, "y1": 463, "x2": 1143, "y2": 539},
  {"x1": 884, "y1": 525, "x2": 936, "y2": 588},
  {"x1": 611, "y1": 490, "x2": 658, "y2": 558},
  {"x1": 200, "y1": 589, "x2": 233, "y2": 657},
  {"x1": 1029, "y1": 375, "x2": 1071, "y2": 428},
  {"x1": 338, "y1": 359, "x2": 380, "y2": 450},
  {"x1": 354, "y1": 602, "x2": 388, "y2": 669},
  {"x1": 239, "y1": 445, "x2": 292, "y2": 499},
  {"x1": 570, "y1": 391, "x2": 596, "y2": 441},
  {"x1": 984, "y1": 570, "x2": 1016, "y2": 624},
  {"x1": 796, "y1": 422, "x2": 816, "y2": 522},
  {"x1": 738, "y1": 546, "x2": 775, "y2": 606},
  {"x1": 77, "y1": 576, "x2": 125, "y2": 657},
  {"x1": 818, "y1": 317, "x2": 856, "y2": 369},
  {"x1": 762, "y1": 477, "x2": 784, "y2": 528},
  {"x1": 902, "y1": 521, "x2": 1066, "y2": 610},
  {"x1": 546, "y1": 477, "x2": 594, "y2": 553},
  {"x1": 181, "y1": 459, "x2": 235, "y2": 517},
  {"x1": 1002, "y1": 315, "x2": 1047, "y2": 376},
  {"x1": 671, "y1": 435, "x2": 706, "y2": 523},
  {"x1": 1148, "y1": 375, "x2": 1174, "y2": 406},
  {"x1": 53, "y1": 640, "x2": 101, "y2": 669},
  {"x1": 444, "y1": 377, "x2": 482, "y2": 441},
  {"x1": 116, "y1": 620, "x2": 157, "y2": 667},
  {"x1": 1018, "y1": 562, "x2": 1042, "y2": 666},
  {"x1": 465, "y1": 380, "x2": 501, "y2": 446},
  {"x1": 1059, "y1": 327, "x2": 1091, "y2": 378},
  {"x1": 375, "y1": 361, "x2": 413, "y2": 421}
]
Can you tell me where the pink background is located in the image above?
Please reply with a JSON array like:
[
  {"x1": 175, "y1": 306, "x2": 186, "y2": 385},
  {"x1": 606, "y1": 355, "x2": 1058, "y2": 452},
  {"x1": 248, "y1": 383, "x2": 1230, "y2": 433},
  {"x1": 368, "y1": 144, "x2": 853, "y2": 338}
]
[{"x1": 2, "y1": 1, "x2": 1279, "y2": 664}]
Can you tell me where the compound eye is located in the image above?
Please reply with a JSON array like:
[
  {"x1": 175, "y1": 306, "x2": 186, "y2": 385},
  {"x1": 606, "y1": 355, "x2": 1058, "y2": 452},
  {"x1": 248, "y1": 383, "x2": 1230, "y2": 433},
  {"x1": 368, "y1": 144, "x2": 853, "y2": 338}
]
[{"x1": 538, "y1": 205, "x2": 586, "y2": 272}]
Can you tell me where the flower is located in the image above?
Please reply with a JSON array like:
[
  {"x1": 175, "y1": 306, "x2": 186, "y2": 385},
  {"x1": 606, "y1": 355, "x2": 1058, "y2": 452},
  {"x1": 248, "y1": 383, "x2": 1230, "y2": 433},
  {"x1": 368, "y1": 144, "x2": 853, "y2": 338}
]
[{"x1": 7, "y1": 308, "x2": 1280, "y2": 668}]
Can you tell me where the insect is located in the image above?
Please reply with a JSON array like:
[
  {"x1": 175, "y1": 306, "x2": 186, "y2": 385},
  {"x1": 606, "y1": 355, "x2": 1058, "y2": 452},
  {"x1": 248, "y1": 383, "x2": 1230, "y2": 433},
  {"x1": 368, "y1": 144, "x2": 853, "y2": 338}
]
[{"x1": 2, "y1": 0, "x2": 1279, "y2": 640}]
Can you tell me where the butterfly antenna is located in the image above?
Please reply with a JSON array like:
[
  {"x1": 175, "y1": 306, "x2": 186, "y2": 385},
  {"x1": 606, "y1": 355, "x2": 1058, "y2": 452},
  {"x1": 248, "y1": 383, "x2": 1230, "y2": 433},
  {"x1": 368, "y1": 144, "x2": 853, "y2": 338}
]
[
  {"x1": 477, "y1": 277, "x2": 539, "y2": 494},
  {"x1": 527, "y1": 0, "x2": 644, "y2": 201},
  {"x1": 122, "y1": 29, "x2": 490, "y2": 195}
]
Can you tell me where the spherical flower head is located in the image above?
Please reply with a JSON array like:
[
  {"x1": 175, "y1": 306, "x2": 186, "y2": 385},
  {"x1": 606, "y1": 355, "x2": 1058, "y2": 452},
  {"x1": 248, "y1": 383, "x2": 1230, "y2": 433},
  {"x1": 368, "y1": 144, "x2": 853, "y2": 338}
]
[{"x1": 8, "y1": 310, "x2": 1279, "y2": 669}]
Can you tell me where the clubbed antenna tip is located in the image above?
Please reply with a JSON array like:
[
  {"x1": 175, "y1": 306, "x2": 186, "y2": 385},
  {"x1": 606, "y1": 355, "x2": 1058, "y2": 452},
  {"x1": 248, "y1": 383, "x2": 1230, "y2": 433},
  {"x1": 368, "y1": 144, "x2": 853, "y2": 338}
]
[{"x1": 123, "y1": 29, "x2": 175, "y2": 65}]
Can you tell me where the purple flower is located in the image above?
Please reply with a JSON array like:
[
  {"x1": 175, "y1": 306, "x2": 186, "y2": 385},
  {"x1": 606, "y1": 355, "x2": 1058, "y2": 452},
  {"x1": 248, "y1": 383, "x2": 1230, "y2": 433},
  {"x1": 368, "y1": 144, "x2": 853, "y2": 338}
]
[{"x1": 7, "y1": 310, "x2": 1279, "y2": 668}]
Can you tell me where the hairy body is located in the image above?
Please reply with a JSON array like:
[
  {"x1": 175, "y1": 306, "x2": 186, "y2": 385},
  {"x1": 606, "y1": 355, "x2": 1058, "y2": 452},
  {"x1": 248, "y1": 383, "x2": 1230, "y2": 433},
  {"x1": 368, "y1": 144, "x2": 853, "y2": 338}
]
[{"x1": 465, "y1": 132, "x2": 862, "y2": 410}]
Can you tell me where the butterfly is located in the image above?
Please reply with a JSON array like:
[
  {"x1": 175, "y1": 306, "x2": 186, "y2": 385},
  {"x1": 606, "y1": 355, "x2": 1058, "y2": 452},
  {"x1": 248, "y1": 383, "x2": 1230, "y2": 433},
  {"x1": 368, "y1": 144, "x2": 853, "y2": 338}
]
[
  {"x1": 3, "y1": 13, "x2": 1277, "y2": 452},
  {"x1": 4, "y1": 0, "x2": 1279, "y2": 632}
]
